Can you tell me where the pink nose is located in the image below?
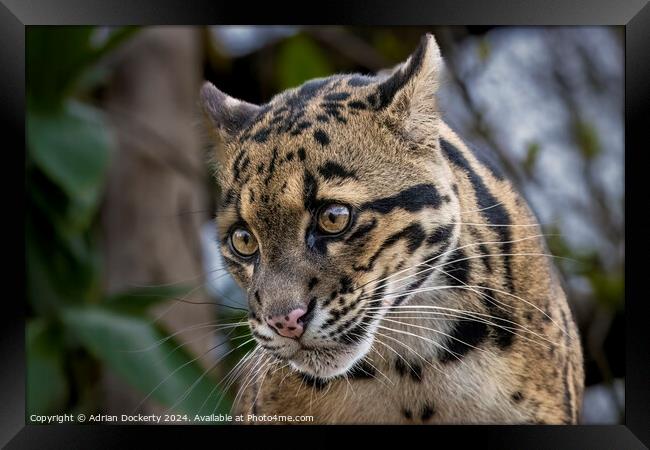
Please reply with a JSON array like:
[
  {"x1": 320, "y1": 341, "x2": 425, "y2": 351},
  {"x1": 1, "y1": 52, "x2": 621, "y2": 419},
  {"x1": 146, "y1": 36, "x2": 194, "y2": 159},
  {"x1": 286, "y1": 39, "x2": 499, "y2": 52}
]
[{"x1": 266, "y1": 308, "x2": 307, "y2": 338}]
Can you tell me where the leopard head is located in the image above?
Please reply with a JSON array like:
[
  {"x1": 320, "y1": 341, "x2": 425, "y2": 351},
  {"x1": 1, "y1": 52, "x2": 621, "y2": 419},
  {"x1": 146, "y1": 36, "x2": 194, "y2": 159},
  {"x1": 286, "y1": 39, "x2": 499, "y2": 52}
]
[{"x1": 201, "y1": 34, "x2": 461, "y2": 379}]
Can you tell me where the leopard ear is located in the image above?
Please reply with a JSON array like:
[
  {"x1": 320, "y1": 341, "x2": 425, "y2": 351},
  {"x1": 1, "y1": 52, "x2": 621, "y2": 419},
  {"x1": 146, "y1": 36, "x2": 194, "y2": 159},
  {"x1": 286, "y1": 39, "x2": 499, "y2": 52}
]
[
  {"x1": 200, "y1": 81, "x2": 260, "y2": 143},
  {"x1": 374, "y1": 34, "x2": 443, "y2": 143}
]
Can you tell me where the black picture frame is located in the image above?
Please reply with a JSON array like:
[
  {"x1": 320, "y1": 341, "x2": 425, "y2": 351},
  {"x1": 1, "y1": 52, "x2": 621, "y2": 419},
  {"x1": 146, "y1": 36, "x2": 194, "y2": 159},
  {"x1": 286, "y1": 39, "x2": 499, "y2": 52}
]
[{"x1": 5, "y1": 1, "x2": 649, "y2": 448}]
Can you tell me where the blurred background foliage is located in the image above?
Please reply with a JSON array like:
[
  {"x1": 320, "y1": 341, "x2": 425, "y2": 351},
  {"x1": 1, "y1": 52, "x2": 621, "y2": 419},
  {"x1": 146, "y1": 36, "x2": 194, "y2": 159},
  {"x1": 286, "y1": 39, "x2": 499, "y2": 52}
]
[
  {"x1": 26, "y1": 26, "x2": 234, "y2": 419},
  {"x1": 26, "y1": 26, "x2": 624, "y2": 423}
]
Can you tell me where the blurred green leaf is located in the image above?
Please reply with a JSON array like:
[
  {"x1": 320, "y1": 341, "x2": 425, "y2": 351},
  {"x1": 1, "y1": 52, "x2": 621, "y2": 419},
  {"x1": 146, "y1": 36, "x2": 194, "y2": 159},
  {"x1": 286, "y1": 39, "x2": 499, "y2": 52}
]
[
  {"x1": 524, "y1": 141, "x2": 541, "y2": 175},
  {"x1": 477, "y1": 39, "x2": 491, "y2": 62},
  {"x1": 26, "y1": 216, "x2": 100, "y2": 312},
  {"x1": 373, "y1": 32, "x2": 406, "y2": 62},
  {"x1": 586, "y1": 270, "x2": 624, "y2": 311},
  {"x1": 27, "y1": 26, "x2": 139, "y2": 110},
  {"x1": 27, "y1": 26, "x2": 95, "y2": 110},
  {"x1": 104, "y1": 285, "x2": 194, "y2": 315},
  {"x1": 27, "y1": 319, "x2": 69, "y2": 416},
  {"x1": 573, "y1": 119, "x2": 601, "y2": 159},
  {"x1": 62, "y1": 306, "x2": 232, "y2": 417},
  {"x1": 87, "y1": 27, "x2": 140, "y2": 64},
  {"x1": 27, "y1": 101, "x2": 111, "y2": 230},
  {"x1": 213, "y1": 310, "x2": 253, "y2": 373},
  {"x1": 26, "y1": 232, "x2": 65, "y2": 315},
  {"x1": 276, "y1": 35, "x2": 333, "y2": 90},
  {"x1": 545, "y1": 224, "x2": 569, "y2": 257},
  {"x1": 26, "y1": 228, "x2": 101, "y2": 312},
  {"x1": 547, "y1": 226, "x2": 624, "y2": 311}
]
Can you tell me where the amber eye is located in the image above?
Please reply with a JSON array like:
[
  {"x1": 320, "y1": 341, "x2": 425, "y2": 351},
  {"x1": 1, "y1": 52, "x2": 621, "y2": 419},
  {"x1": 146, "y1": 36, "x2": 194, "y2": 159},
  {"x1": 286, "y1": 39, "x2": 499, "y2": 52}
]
[
  {"x1": 230, "y1": 227, "x2": 258, "y2": 257},
  {"x1": 317, "y1": 203, "x2": 351, "y2": 235}
]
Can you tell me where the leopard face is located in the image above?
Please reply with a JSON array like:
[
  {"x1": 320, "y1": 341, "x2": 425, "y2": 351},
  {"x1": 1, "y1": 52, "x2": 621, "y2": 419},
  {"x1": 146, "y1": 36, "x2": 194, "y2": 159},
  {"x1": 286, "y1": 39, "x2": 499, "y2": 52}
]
[{"x1": 202, "y1": 35, "x2": 461, "y2": 379}]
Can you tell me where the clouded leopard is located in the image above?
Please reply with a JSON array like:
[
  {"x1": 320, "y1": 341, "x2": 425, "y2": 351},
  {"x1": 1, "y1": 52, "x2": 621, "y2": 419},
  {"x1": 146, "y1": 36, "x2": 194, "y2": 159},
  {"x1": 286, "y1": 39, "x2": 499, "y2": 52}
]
[{"x1": 200, "y1": 34, "x2": 584, "y2": 424}]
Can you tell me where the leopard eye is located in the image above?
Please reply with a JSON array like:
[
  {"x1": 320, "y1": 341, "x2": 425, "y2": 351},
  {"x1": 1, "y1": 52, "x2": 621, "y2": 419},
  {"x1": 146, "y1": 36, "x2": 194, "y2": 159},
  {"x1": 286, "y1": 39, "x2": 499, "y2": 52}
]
[
  {"x1": 230, "y1": 227, "x2": 258, "y2": 257},
  {"x1": 317, "y1": 203, "x2": 351, "y2": 235}
]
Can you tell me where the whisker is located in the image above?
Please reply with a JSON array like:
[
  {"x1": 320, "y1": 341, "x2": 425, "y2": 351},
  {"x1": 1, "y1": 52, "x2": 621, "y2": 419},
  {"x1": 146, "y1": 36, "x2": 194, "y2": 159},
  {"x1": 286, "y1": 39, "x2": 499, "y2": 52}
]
[
  {"x1": 160, "y1": 324, "x2": 246, "y2": 364},
  {"x1": 271, "y1": 362, "x2": 290, "y2": 376},
  {"x1": 127, "y1": 273, "x2": 206, "y2": 289},
  {"x1": 294, "y1": 367, "x2": 308, "y2": 398},
  {"x1": 369, "y1": 344, "x2": 387, "y2": 362},
  {"x1": 355, "y1": 233, "x2": 557, "y2": 294},
  {"x1": 362, "y1": 357, "x2": 393, "y2": 386},
  {"x1": 345, "y1": 332, "x2": 393, "y2": 387},
  {"x1": 232, "y1": 352, "x2": 270, "y2": 411},
  {"x1": 434, "y1": 267, "x2": 518, "y2": 314},
  {"x1": 380, "y1": 319, "x2": 495, "y2": 358},
  {"x1": 364, "y1": 273, "x2": 567, "y2": 336},
  {"x1": 169, "y1": 297, "x2": 248, "y2": 312},
  {"x1": 319, "y1": 373, "x2": 334, "y2": 400},
  {"x1": 375, "y1": 323, "x2": 467, "y2": 364},
  {"x1": 164, "y1": 335, "x2": 255, "y2": 414},
  {"x1": 444, "y1": 221, "x2": 542, "y2": 227},
  {"x1": 250, "y1": 357, "x2": 276, "y2": 411},
  {"x1": 147, "y1": 282, "x2": 207, "y2": 324},
  {"x1": 365, "y1": 304, "x2": 558, "y2": 345},
  {"x1": 198, "y1": 345, "x2": 257, "y2": 414},
  {"x1": 121, "y1": 320, "x2": 249, "y2": 354},
  {"x1": 208, "y1": 346, "x2": 261, "y2": 415},
  {"x1": 458, "y1": 200, "x2": 505, "y2": 215},
  {"x1": 378, "y1": 311, "x2": 554, "y2": 348},
  {"x1": 358, "y1": 250, "x2": 576, "y2": 327},
  {"x1": 367, "y1": 333, "x2": 420, "y2": 375},
  {"x1": 133, "y1": 335, "x2": 254, "y2": 415},
  {"x1": 366, "y1": 327, "x2": 445, "y2": 376},
  {"x1": 279, "y1": 364, "x2": 295, "y2": 387}
]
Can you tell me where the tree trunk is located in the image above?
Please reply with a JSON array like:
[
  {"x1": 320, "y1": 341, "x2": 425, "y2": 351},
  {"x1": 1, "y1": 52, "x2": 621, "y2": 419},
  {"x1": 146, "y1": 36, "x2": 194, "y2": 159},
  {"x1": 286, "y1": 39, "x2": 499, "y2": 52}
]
[{"x1": 101, "y1": 26, "x2": 214, "y2": 414}]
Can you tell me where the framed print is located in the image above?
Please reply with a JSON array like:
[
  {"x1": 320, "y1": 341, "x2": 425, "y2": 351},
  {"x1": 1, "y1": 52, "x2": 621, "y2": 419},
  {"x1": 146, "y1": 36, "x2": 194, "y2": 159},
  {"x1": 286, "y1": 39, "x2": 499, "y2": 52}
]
[{"x1": 5, "y1": 0, "x2": 649, "y2": 447}]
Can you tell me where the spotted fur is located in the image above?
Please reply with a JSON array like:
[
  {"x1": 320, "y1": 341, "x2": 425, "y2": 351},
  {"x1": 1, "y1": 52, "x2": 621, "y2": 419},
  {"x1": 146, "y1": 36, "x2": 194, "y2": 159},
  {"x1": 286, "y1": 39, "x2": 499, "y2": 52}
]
[{"x1": 201, "y1": 34, "x2": 583, "y2": 424}]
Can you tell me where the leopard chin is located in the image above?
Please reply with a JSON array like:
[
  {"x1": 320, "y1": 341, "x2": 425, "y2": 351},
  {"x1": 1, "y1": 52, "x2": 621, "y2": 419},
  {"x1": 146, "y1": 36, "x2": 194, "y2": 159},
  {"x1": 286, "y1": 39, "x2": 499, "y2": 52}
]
[{"x1": 289, "y1": 339, "x2": 373, "y2": 379}]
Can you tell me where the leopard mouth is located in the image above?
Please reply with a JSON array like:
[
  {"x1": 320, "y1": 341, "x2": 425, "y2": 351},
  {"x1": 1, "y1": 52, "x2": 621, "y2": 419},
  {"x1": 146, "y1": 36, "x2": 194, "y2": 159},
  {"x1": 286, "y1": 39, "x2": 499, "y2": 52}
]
[{"x1": 253, "y1": 297, "x2": 379, "y2": 378}]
